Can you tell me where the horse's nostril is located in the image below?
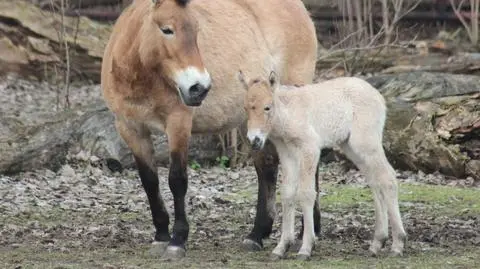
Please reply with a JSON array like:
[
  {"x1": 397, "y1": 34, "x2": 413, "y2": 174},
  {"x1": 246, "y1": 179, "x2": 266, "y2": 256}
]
[{"x1": 189, "y1": 83, "x2": 203, "y2": 94}]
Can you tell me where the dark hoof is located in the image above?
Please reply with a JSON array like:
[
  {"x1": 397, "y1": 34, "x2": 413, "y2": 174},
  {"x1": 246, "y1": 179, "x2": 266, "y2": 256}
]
[
  {"x1": 242, "y1": 238, "x2": 263, "y2": 252},
  {"x1": 161, "y1": 246, "x2": 186, "y2": 261},
  {"x1": 148, "y1": 241, "x2": 169, "y2": 257},
  {"x1": 296, "y1": 254, "x2": 311, "y2": 261},
  {"x1": 270, "y1": 253, "x2": 283, "y2": 261}
]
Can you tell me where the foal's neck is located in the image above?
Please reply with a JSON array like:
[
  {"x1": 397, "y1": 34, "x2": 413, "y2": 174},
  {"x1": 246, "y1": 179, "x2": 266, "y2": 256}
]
[{"x1": 270, "y1": 87, "x2": 300, "y2": 139}]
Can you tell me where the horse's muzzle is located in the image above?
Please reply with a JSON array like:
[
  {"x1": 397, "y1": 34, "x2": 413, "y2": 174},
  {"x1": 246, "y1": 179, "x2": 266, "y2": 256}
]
[{"x1": 183, "y1": 83, "x2": 211, "y2": 106}]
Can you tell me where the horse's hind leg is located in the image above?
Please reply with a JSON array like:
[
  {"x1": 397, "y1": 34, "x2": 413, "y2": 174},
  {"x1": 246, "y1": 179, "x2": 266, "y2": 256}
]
[
  {"x1": 115, "y1": 118, "x2": 171, "y2": 255},
  {"x1": 340, "y1": 139, "x2": 406, "y2": 256},
  {"x1": 243, "y1": 139, "x2": 279, "y2": 251},
  {"x1": 366, "y1": 152, "x2": 406, "y2": 256}
]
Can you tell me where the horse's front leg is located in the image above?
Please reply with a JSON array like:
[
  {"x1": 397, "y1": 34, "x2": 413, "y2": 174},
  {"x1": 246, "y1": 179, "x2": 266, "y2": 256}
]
[
  {"x1": 163, "y1": 109, "x2": 193, "y2": 260},
  {"x1": 243, "y1": 139, "x2": 279, "y2": 251},
  {"x1": 115, "y1": 118, "x2": 171, "y2": 255}
]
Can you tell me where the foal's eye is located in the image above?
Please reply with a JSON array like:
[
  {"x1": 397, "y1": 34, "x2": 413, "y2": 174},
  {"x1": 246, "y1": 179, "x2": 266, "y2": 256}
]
[
  {"x1": 264, "y1": 105, "x2": 271, "y2": 112},
  {"x1": 160, "y1": 26, "x2": 175, "y2": 36}
]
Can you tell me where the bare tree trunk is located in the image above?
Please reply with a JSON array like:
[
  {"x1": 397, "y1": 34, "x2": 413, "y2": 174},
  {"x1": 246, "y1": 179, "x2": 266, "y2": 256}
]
[
  {"x1": 382, "y1": 0, "x2": 391, "y2": 45},
  {"x1": 471, "y1": 0, "x2": 479, "y2": 44},
  {"x1": 353, "y1": 0, "x2": 364, "y2": 45}
]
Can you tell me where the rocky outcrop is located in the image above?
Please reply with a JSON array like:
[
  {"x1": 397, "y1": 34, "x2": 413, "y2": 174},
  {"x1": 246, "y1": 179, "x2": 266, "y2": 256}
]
[
  {"x1": 1, "y1": 72, "x2": 478, "y2": 180},
  {"x1": 366, "y1": 72, "x2": 479, "y2": 180}
]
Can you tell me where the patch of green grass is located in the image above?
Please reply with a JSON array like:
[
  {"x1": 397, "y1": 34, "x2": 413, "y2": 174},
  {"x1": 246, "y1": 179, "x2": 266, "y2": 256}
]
[
  {"x1": 1, "y1": 208, "x2": 146, "y2": 227},
  {"x1": 222, "y1": 181, "x2": 480, "y2": 219},
  {"x1": 321, "y1": 183, "x2": 373, "y2": 211},
  {"x1": 400, "y1": 184, "x2": 480, "y2": 217},
  {"x1": 319, "y1": 183, "x2": 480, "y2": 218}
]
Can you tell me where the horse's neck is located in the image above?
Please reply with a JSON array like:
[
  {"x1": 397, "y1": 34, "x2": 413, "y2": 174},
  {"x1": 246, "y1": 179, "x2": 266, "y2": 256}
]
[{"x1": 270, "y1": 91, "x2": 297, "y2": 138}]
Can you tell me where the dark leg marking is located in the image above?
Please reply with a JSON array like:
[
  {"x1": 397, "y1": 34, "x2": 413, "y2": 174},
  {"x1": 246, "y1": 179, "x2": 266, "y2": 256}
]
[
  {"x1": 134, "y1": 156, "x2": 170, "y2": 242},
  {"x1": 244, "y1": 140, "x2": 279, "y2": 250},
  {"x1": 167, "y1": 151, "x2": 189, "y2": 249}
]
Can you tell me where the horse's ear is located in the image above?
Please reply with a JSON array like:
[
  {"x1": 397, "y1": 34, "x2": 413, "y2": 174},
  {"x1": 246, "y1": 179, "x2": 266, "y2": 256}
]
[
  {"x1": 268, "y1": 71, "x2": 278, "y2": 89},
  {"x1": 238, "y1": 70, "x2": 249, "y2": 91}
]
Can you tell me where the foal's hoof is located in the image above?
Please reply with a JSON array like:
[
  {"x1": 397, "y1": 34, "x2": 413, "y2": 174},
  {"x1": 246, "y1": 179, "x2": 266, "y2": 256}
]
[
  {"x1": 296, "y1": 253, "x2": 311, "y2": 261},
  {"x1": 390, "y1": 250, "x2": 404, "y2": 257},
  {"x1": 148, "y1": 241, "x2": 169, "y2": 257},
  {"x1": 242, "y1": 238, "x2": 263, "y2": 251},
  {"x1": 270, "y1": 252, "x2": 284, "y2": 261},
  {"x1": 368, "y1": 239, "x2": 386, "y2": 256},
  {"x1": 161, "y1": 246, "x2": 186, "y2": 261}
]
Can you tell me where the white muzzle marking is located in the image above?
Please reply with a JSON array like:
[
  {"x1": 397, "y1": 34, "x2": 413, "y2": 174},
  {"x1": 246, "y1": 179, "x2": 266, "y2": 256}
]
[
  {"x1": 174, "y1": 66, "x2": 211, "y2": 97},
  {"x1": 247, "y1": 128, "x2": 267, "y2": 148}
]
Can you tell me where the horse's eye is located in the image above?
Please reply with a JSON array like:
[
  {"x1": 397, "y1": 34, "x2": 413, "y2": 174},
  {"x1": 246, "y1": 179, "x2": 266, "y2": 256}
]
[
  {"x1": 264, "y1": 105, "x2": 271, "y2": 112},
  {"x1": 160, "y1": 26, "x2": 174, "y2": 36}
]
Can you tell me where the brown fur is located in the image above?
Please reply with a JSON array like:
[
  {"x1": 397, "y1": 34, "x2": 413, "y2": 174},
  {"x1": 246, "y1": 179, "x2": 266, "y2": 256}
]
[{"x1": 101, "y1": 0, "x2": 317, "y2": 255}]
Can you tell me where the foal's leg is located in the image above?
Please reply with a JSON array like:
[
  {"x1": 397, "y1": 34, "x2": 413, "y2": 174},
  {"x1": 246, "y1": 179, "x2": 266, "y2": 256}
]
[
  {"x1": 115, "y1": 118, "x2": 170, "y2": 254},
  {"x1": 271, "y1": 156, "x2": 297, "y2": 260},
  {"x1": 340, "y1": 142, "x2": 388, "y2": 255},
  {"x1": 243, "y1": 140, "x2": 279, "y2": 251},
  {"x1": 298, "y1": 159, "x2": 322, "y2": 239},
  {"x1": 371, "y1": 154, "x2": 406, "y2": 256},
  {"x1": 296, "y1": 148, "x2": 319, "y2": 260},
  {"x1": 340, "y1": 141, "x2": 406, "y2": 256},
  {"x1": 163, "y1": 109, "x2": 193, "y2": 260}
]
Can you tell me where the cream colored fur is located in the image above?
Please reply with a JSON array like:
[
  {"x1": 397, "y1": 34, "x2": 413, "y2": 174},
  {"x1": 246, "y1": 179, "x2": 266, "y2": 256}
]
[{"x1": 246, "y1": 76, "x2": 407, "y2": 259}]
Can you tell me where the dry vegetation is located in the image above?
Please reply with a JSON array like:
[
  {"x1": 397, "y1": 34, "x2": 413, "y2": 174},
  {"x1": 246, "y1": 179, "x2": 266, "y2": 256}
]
[{"x1": 0, "y1": 1, "x2": 479, "y2": 268}]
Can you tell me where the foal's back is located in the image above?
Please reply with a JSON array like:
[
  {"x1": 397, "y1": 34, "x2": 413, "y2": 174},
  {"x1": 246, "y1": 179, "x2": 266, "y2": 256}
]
[{"x1": 279, "y1": 77, "x2": 386, "y2": 147}]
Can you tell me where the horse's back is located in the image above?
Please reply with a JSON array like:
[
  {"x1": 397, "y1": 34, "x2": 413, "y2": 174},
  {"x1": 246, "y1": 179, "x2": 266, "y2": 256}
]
[{"x1": 235, "y1": 0, "x2": 317, "y2": 83}]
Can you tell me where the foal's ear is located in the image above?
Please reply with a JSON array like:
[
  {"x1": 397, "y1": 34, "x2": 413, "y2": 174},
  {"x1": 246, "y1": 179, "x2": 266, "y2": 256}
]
[
  {"x1": 238, "y1": 70, "x2": 249, "y2": 91},
  {"x1": 268, "y1": 71, "x2": 278, "y2": 88}
]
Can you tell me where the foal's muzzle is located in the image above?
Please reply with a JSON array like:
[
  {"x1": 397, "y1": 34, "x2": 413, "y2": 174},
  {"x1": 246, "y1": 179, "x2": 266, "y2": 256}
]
[
  {"x1": 251, "y1": 137, "x2": 263, "y2": 150},
  {"x1": 247, "y1": 130, "x2": 266, "y2": 150}
]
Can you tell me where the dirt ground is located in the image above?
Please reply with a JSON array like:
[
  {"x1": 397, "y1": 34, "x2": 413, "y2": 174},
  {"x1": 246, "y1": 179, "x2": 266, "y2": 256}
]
[
  {"x1": 1, "y1": 158, "x2": 479, "y2": 269},
  {"x1": 1, "y1": 70, "x2": 479, "y2": 268}
]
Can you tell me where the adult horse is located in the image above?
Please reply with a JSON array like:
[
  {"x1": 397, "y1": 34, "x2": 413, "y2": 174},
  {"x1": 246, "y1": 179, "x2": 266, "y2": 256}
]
[{"x1": 101, "y1": 0, "x2": 318, "y2": 260}]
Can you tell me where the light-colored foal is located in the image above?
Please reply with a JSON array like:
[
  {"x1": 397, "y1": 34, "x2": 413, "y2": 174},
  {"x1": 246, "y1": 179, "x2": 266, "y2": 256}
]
[{"x1": 239, "y1": 71, "x2": 407, "y2": 260}]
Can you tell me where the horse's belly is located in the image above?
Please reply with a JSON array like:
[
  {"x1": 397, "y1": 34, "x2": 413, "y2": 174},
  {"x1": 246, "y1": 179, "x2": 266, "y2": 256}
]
[
  {"x1": 188, "y1": 1, "x2": 276, "y2": 134},
  {"x1": 191, "y1": 103, "x2": 246, "y2": 134}
]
